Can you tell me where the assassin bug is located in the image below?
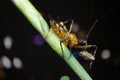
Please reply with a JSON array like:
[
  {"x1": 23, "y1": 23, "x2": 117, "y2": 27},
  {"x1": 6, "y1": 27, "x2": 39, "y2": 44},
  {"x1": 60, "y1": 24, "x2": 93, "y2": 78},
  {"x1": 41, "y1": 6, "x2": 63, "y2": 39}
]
[
  {"x1": 48, "y1": 16, "x2": 97, "y2": 66},
  {"x1": 46, "y1": 6, "x2": 120, "y2": 68},
  {"x1": 49, "y1": 18, "x2": 97, "y2": 68}
]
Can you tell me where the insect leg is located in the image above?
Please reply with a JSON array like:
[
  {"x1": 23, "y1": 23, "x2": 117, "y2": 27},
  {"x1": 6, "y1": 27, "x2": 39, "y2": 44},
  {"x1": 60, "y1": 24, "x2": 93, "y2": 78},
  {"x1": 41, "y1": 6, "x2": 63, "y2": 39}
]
[
  {"x1": 68, "y1": 20, "x2": 74, "y2": 33},
  {"x1": 63, "y1": 19, "x2": 74, "y2": 33},
  {"x1": 60, "y1": 37, "x2": 68, "y2": 58},
  {"x1": 68, "y1": 46, "x2": 72, "y2": 58},
  {"x1": 60, "y1": 37, "x2": 72, "y2": 58},
  {"x1": 67, "y1": 37, "x2": 72, "y2": 58},
  {"x1": 75, "y1": 45, "x2": 93, "y2": 49},
  {"x1": 60, "y1": 39, "x2": 64, "y2": 58},
  {"x1": 89, "y1": 45, "x2": 97, "y2": 69}
]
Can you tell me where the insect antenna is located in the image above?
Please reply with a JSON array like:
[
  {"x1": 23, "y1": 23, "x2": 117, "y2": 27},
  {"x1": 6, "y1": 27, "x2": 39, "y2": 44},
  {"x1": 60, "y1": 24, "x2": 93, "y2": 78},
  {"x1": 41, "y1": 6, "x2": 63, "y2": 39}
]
[
  {"x1": 48, "y1": 14, "x2": 59, "y2": 23},
  {"x1": 86, "y1": 19, "x2": 98, "y2": 41},
  {"x1": 86, "y1": 6, "x2": 120, "y2": 69},
  {"x1": 86, "y1": 6, "x2": 120, "y2": 41}
]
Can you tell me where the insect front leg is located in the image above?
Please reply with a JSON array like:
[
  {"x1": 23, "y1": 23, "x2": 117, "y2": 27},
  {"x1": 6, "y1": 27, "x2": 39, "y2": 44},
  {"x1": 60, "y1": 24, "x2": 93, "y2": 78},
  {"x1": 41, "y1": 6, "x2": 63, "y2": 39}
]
[
  {"x1": 91, "y1": 45, "x2": 97, "y2": 57},
  {"x1": 62, "y1": 19, "x2": 74, "y2": 33},
  {"x1": 89, "y1": 45, "x2": 97, "y2": 69},
  {"x1": 68, "y1": 20, "x2": 74, "y2": 33}
]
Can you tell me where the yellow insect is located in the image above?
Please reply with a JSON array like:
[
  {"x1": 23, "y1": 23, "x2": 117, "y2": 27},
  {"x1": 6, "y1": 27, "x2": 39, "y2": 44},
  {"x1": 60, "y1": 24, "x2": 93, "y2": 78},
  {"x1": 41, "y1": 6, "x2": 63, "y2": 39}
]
[{"x1": 48, "y1": 16, "x2": 97, "y2": 68}]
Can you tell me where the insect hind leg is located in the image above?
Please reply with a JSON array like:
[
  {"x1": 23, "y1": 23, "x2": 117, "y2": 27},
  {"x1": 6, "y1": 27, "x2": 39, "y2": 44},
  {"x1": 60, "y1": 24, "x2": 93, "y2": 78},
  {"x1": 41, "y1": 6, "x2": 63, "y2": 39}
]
[
  {"x1": 67, "y1": 38, "x2": 72, "y2": 59},
  {"x1": 60, "y1": 37, "x2": 72, "y2": 59}
]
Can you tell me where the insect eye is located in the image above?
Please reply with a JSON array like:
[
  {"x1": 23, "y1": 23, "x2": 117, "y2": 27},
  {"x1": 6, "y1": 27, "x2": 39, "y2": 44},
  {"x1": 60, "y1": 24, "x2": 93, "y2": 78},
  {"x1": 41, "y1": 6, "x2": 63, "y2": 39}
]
[{"x1": 79, "y1": 40, "x2": 87, "y2": 45}]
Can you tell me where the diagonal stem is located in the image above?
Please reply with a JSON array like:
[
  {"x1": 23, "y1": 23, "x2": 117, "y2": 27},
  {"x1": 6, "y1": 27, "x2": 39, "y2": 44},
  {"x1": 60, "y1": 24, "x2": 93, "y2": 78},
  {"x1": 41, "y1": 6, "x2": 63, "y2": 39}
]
[{"x1": 11, "y1": 0, "x2": 93, "y2": 80}]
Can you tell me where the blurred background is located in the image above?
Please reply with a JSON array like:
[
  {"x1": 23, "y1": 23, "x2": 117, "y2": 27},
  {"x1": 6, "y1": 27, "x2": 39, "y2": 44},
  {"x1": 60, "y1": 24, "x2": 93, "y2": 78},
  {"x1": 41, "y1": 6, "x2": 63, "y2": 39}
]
[{"x1": 0, "y1": 0, "x2": 120, "y2": 80}]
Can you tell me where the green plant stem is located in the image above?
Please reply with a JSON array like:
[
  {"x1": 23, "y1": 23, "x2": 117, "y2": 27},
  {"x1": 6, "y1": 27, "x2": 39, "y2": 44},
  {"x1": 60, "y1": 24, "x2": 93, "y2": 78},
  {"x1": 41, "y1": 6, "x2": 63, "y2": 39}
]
[{"x1": 11, "y1": 0, "x2": 93, "y2": 80}]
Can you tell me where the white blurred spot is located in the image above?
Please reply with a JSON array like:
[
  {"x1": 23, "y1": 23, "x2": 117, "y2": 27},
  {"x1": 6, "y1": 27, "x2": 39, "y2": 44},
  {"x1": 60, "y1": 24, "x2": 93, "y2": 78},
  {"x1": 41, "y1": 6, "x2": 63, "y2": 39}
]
[
  {"x1": 3, "y1": 35, "x2": 13, "y2": 50},
  {"x1": 101, "y1": 49, "x2": 111, "y2": 59},
  {"x1": 2, "y1": 56, "x2": 12, "y2": 69},
  {"x1": 60, "y1": 75, "x2": 70, "y2": 80},
  {"x1": 13, "y1": 57, "x2": 23, "y2": 69}
]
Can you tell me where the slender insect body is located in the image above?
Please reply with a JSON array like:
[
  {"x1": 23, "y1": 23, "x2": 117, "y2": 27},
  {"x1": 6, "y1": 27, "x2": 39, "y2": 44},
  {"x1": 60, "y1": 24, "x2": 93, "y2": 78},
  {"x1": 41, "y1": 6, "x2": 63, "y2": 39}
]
[{"x1": 80, "y1": 51, "x2": 95, "y2": 61}]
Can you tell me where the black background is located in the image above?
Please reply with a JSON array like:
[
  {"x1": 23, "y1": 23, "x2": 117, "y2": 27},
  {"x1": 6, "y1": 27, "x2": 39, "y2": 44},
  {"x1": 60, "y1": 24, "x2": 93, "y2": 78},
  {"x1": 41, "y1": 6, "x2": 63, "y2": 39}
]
[{"x1": 0, "y1": 0, "x2": 120, "y2": 80}]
